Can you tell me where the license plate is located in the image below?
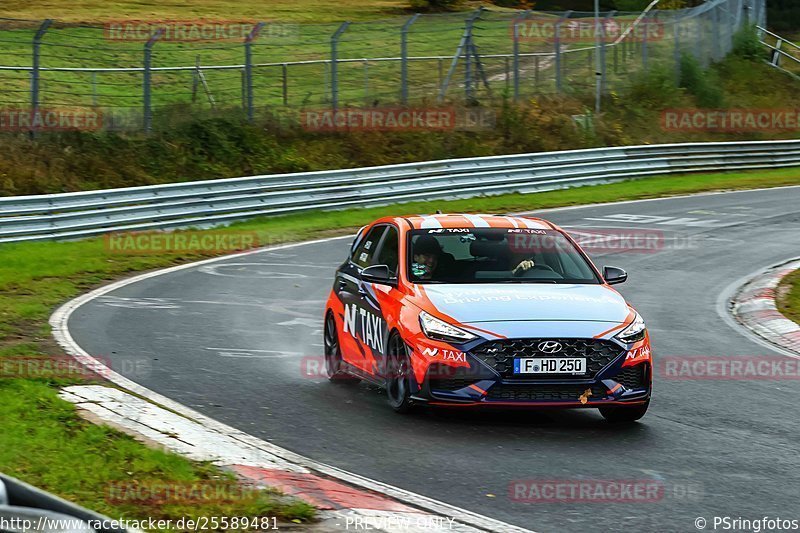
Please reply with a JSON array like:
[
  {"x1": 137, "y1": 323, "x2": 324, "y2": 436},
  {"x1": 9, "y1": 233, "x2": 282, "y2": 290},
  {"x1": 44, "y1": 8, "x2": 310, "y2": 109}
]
[{"x1": 514, "y1": 357, "x2": 587, "y2": 375}]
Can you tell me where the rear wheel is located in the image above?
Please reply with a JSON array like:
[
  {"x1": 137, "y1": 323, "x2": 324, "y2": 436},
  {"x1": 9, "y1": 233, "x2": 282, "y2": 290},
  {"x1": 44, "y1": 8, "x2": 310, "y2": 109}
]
[
  {"x1": 599, "y1": 400, "x2": 650, "y2": 423},
  {"x1": 386, "y1": 333, "x2": 414, "y2": 413},
  {"x1": 324, "y1": 313, "x2": 358, "y2": 384}
]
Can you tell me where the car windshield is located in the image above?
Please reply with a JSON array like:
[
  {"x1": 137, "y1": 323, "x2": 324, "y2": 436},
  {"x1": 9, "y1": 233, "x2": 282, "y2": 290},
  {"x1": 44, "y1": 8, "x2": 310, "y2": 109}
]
[{"x1": 407, "y1": 228, "x2": 600, "y2": 284}]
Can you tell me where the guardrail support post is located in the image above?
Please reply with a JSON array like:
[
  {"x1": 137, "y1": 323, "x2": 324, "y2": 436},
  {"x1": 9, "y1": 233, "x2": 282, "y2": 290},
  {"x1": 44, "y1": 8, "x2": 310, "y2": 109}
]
[
  {"x1": 400, "y1": 14, "x2": 419, "y2": 105},
  {"x1": 244, "y1": 22, "x2": 265, "y2": 123},
  {"x1": 143, "y1": 28, "x2": 163, "y2": 133},
  {"x1": 30, "y1": 19, "x2": 52, "y2": 138},
  {"x1": 331, "y1": 22, "x2": 350, "y2": 112}
]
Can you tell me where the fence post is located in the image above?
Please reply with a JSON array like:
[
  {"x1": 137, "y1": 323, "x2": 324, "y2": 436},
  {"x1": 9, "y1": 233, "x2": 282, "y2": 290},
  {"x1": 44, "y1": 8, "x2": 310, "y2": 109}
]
[
  {"x1": 438, "y1": 8, "x2": 482, "y2": 103},
  {"x1": 282, "y1": 63, "x2": 288, "y2": 106},
  {"x1": 363, "y1": 59, "x2": 369, "y2": 104},
  {"x1": 244, "y1": 22, "x2": 265, "y2": 122},
  {"x1": 331, "y1": 22, "x2": 350, "y2": 112},
  {"x1": 712, "y1": 5, "x2": 721, "y2": 62},
  {"x1": 695, "y1": 11, "x2": 703, "y2": 65},
  {"x1": 192, "y1": 56, "x2": 200, "y2": 103},
  {"x1": 240, "y1": 69, "x2": 246, "y2": 111},
  {"x1": 512, "y1": 10, "x2": 531, "y2": 102},
  {"x1": 143, "y1": 28, "x2": 163, "y2": 133},
  {"x1": 555, "y1": 11, "x2": 572, "y2": 93},
  {"x1": 464, "y1": 14, "x2": 475, "y2": 101},
  {"x1": 601, "y1": 11, "x2": 613, "y2": 95},
  {"x1": 642, "y1": 12, "x2": 649, "y2": 70},
  {"x1": 400, "y1": 14, "x2": 419, "y2": 105},
  {"x1": 91, "y1": 72, "x2": 98, "y2": 107},
  {"x1": 673, "y1": 15, "x2": 682, "y2": 85},
  {"x1": 30, "y1": 19, "x2": 52, "y2": 137}
]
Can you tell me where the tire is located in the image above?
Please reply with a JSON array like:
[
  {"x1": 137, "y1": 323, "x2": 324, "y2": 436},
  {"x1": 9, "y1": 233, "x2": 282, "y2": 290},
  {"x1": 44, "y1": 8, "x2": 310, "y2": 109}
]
[
  {"x1": 324, "y1": 312, "x2": 359, "y2": 384},
  {"x1": 599, "y1": 400, "x2": 650, "y2": 423},
  {"x1": 385, "y1": 333, "x2": 414, "y2": 413}
]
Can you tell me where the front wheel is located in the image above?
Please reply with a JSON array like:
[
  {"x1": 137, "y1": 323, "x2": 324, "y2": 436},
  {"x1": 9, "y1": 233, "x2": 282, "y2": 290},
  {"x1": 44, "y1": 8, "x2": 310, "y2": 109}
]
[
  {"x1": 386, "y1": 333, "x2": 414, "y2": 413},
  {"x1": 324, "y1": 312, "x2": 358, "y2": 384},
  {"x1": 599, "y1": 400, "x2": 650, "y2": 423}
]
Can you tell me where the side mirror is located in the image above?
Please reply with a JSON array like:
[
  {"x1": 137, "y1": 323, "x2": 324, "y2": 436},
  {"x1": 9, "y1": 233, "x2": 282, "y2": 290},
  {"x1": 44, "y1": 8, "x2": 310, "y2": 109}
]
[
  {"x1": 603, "y1": 266, "x2": 628, "y2": 285},
  {"x1": 360, "y1": 264, "x2": 396, "y2": 286}
]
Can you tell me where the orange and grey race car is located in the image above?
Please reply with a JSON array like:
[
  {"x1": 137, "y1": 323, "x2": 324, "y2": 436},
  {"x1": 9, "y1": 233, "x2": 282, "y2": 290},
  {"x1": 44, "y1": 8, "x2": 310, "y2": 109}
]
[{"x1": 323, "y1": 214, "x2": 652, "y2": 422}]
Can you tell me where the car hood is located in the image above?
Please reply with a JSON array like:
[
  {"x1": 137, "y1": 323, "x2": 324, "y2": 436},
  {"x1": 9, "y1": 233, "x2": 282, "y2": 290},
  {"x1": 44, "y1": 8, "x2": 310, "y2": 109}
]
[{"x1": 415, "y1": 283, "x2": 630, "y2": 325}]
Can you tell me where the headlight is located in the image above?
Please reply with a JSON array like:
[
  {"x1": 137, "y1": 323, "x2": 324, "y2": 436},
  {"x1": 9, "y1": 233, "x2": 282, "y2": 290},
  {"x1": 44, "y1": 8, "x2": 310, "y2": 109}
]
[
  {"x1": 419, "y1": 311, "x2": 477, "y2": 343},
  {"x1": 615, "y1": 313, "x2": 646, "y2": 343}
]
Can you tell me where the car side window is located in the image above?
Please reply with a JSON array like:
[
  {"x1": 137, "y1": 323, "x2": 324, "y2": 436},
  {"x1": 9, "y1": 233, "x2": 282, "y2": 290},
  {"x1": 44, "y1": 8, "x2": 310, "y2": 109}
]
[
  {"x1": 374, "y1": 226, "x2": 399, "y2": 276},
  {"x1": 351, "y1": 225, "x2": 387, "y2": 268}
]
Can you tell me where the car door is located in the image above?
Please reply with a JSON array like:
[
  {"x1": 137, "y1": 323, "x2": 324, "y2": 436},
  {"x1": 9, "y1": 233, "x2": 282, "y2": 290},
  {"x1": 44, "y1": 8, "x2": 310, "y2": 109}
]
[
  {"x1": 336, "y1": 224, "x2": 387, "y2": 374},
  {"x1": 365, "y1": 224, "x2": 400, "y2": 379}
]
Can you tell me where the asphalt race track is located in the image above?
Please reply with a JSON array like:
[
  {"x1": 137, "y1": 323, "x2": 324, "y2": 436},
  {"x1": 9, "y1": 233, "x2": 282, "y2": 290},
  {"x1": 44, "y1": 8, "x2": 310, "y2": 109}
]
[{"x1": 68, "y1": 186, "x2": 800, "y2": 532}]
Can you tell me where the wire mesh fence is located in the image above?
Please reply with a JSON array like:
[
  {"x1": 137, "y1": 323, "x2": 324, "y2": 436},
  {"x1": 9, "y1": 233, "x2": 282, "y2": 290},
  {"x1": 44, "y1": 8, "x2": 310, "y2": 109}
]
[{"x1": 0, "y1": 0, "x2": 767, "y2": 133}]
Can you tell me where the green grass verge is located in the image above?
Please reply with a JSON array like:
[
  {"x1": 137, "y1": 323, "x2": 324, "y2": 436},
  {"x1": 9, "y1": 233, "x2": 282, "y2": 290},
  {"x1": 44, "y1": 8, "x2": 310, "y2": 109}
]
[
  {"x1": 777, "y1": 269, "x2": 800, "y2": 325},
  {"x1": 0, "y1": 6, "x2": 663, "y2": 111},
  {"x1": 1, "y1": 166, "x2": 799, "y2": 526},
  {"x1": 0, "y1": 0, "x2": 409, "y2": 23}
]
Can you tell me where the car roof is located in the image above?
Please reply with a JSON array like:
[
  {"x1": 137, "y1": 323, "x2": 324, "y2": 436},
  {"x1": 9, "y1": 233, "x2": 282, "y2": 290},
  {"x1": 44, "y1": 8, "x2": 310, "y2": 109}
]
[{"x1": 398, "y1": 213, "x2": 557, "y2": 230}]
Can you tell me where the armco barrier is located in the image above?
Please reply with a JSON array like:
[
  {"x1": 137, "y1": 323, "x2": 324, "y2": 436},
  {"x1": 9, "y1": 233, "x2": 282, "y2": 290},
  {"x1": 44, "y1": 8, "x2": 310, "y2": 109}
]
[{"x1": 1, "y1": 140, "x2": 799, "y2": 243}]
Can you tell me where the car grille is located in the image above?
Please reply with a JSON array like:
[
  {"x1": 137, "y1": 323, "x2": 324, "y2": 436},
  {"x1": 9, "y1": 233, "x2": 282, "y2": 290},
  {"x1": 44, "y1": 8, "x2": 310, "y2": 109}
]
[
  {"x1": 426, "y1": 362, "x2": 487, "y2": 392},
  {"x1": 429, "y1": 378, "x2": 475, "y2": 391},
  {"x1": 471, "y1": 338, "x2": 625, "y2": 379},
  {"x1": 615, "y1": 364, "x2": 648, "y2": 389},
  {"x1": 487, "y1": 384, "x2": 607, "y2": 402}
]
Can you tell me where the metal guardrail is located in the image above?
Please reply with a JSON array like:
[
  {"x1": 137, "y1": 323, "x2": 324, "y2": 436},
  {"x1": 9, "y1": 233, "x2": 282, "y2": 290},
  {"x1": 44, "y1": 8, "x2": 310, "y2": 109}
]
[
  {"x1": 1, "y1": 139, "x2": 799, "y2": 243},
  {"x1": 758, "y1": 26, "x2": 800, "y2": 80}
]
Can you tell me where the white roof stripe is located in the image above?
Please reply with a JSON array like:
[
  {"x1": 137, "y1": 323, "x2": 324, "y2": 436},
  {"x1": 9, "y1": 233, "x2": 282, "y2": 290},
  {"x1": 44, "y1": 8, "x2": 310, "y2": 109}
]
[
  {"x1": 419, "y1": 216, "x2": 443, "y2": 229},
  {"x1": 463, "y1": 214, "x2": 491, "y2": 228},
  {"x1": 504, "y1": 216, "x2": 520, "y2": 228},
  {"x1": 520, "y1": 217, "x2": 547, "y2": 229}
]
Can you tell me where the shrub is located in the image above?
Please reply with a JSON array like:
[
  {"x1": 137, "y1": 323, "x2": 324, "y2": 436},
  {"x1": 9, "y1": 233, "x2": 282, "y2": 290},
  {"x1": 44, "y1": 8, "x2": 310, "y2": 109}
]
[
  {"x1": 732, "y1": 25, "x2": 763, "y2": 60},
  {"x1": 625, "y1": 65, "x2": 682, "y2": 110},
  {"x1": 679, "y1": 53, "x2": 724, "y2": 107},
  {"x1": 407, "y1": 0, "x2": 462, "y2": 11}
]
